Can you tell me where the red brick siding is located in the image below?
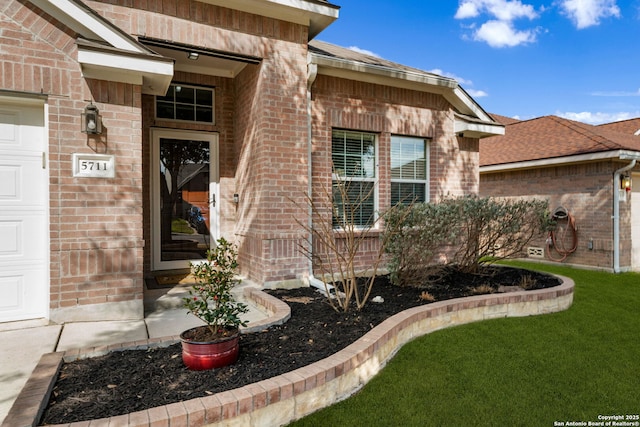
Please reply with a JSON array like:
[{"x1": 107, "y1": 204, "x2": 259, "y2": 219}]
[
  {"x1": 104, "y1": 0, "x2": 312, "y2": 285},
  {"x1": 480, "y1": 160, "x2": 636, "y2": 270},
  {"x1": 2, "y1": 1, "x2": 146, "y2": 318},
  {"x1": 310, "y1": 75, "x2": 479, "y2": 273}
]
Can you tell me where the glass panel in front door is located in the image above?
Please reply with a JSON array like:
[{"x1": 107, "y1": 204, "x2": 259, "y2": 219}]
[{"x1": 159, "y1": 138, "x2": 211, "y2": 262}]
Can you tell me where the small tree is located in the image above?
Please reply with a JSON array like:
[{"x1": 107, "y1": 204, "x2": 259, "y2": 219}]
[
  {"x1": 183, "y1": 238, "x2": 249, "y2": 338},
  {"x1": 294, "y1": 175, "x2": 409, "y2": 312}
]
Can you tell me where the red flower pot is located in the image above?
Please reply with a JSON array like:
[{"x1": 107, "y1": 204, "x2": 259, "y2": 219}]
[{"x1": 180, "y1": 326, "x2": 240, "y2": 370}]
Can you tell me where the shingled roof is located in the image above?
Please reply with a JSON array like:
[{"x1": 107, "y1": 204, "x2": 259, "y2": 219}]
[
  {"x1": 597, "y1": 118, "x2": 640, "y2": 135},
  {"x1": 308, "y1": 40, "x2": 450, "y2": 81},
  {"x1": 480, "y1": 115, "x2": 640, "y2": 168}
]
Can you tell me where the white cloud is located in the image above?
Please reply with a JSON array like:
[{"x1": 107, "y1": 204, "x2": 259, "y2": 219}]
[
  {"x1": 455, "y1": 1, "x2": 481, "y2": 19},
  {"x1": 467, "y1": 89, "x2": 489, "y2": 97},
  {"x1": 346, "y1": 46, "x2": 381, "y2": 58},
  {"x1": 556, "y1": 110, "x2": 640, "y2": 124},
  {"x1": 455, "y1": 0, "x2": 538, "y2": 21},
  {"x1": 474, "y1": 20, "x2": 538, "y2": 47},
  {"x1": 558, "y1": 0, "x2": 621, "y2": 29},
  {"x1": 455, "y1": 0, "x2": 541, "y2": 47},
  {"x1": 590, "y1": 88, "x2": 640, "y2": 96},
  {"x1": 429, "y1": 68, "x2": 473, "y2": 85}
]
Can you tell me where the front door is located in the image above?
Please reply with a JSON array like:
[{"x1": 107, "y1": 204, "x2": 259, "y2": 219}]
[
  {"x1": 151, "y1": 129, "x2": 219, "y2": 270},
  {"x1": 0, "y1": 98, "x2": 49, "y2": 322}
]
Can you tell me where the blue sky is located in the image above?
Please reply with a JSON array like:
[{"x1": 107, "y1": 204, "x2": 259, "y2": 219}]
[{"x1": 316, "y1": 0, "x2": 640, "y2": 124}]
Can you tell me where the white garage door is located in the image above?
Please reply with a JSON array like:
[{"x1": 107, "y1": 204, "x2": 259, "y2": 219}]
[
  {"x1": 632, "y1": 173, "x2": 640, "y2": 271},
  {"x1": 0, "y1": 99, "x2": 48, "y2": 323}
]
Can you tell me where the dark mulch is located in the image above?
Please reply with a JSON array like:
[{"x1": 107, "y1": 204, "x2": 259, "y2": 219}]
[{"x1": 40, "y1": 266, "x2": 560, "y2": 424}]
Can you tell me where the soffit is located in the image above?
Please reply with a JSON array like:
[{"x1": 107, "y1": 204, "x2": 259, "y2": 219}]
[
  {"x1": 199, "y1": 0, "x2": 340, "y2": 39},
  {"x1": 139, "y1": 38, "x2": 262, "y2": 79},
  {"x1": 28, "y1": 0, "x2": 174, "y2": 95}
]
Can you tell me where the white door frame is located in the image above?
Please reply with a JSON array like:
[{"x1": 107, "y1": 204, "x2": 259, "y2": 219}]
[{"x1": 150, "y1": 128, "x2": 219, "y2": 271}]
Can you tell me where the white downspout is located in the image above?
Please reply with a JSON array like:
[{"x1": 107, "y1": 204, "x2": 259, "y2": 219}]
[
  {"x1": 306, "y1": 56, "x2": 332, "y2": 294},
  {"x1": 613, "y1": 159, "x2": 636, "y2": 273}
]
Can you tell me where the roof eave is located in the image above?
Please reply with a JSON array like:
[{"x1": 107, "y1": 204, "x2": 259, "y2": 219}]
[
  {"x1": 199, "y1": 0, "x2": 340, "y2": 39},
  {"x1": 480, "y1": 150, "x2": 640, "y2": 173},
  {"x1": 78, "y1": 45, "x2": 174, "y2": 95},
  {"x1": 455, "y1": 121, "x2": 505, "y2": 138},
  {"x1": 29, "y1": 0, "x2": 149, "y2": 53},
  {"x1": 29, "y1": 0, "x2": 175, "y2": 95},
  {"x1": 311, "y1": 52, "x2": 497, "y2": 125}
]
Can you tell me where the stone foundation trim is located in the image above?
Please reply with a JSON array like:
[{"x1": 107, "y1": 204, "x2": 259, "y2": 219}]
[{"x1": 2, "y1": 276, "x2": 574, "y2": 427}]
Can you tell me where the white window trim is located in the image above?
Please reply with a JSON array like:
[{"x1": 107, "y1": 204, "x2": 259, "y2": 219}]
[
  {"x1": 331, "y1": 130, "x2": 379, "y2": 229},
  {"x1": 390, "y1": 135, "x2": 429, "y2": 205}
]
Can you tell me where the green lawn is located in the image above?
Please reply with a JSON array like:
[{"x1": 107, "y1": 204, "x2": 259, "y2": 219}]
[{"x1": 290, "y1": 262, "x2": 640, "y2": 427}]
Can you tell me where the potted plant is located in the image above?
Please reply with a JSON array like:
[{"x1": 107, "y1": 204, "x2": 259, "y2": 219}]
[{"x1": 180, "y1": 237, "x2": 249, "y2": 370}]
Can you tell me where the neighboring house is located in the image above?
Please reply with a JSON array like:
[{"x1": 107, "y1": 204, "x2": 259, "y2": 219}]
[
  {"x1": 0, "y1": 0, "x2": 502, "y2": 325},
  {"x1": 480, "y1": 115, "x2": 640, "y2": 272}
]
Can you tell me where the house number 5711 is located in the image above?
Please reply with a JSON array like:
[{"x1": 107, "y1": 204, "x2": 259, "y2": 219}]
[
  {"x1": 72, "y1": 153, "x2": 115, "y2": 178},
  {"x1": 80, "y1": 160, "x2": 108, "y2": 171}
]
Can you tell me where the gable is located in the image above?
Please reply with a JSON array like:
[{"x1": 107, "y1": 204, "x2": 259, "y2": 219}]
[{"x1": 309, "y1": 40, "x2": 503, "y2": 138}]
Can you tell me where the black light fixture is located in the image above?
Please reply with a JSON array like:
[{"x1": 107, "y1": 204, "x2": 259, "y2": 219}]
[
  {"x1": 187, "y1": 52, "x2": 199, "y2": 60},
  {"x1": 81, "y1": 102, "x2": 102, "y2": 135}
]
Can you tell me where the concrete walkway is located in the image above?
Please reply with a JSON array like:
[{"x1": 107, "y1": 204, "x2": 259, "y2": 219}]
[{"x1": 0, "y1": 282, "x2": 269, "y2": 424}]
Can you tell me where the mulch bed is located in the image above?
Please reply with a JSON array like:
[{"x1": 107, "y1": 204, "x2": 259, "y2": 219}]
[{"x1": 40, "y1": 266, "x2": 560, "y2": 424}]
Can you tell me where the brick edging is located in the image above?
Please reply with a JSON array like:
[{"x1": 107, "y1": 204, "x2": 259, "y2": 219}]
[{"x1": 3, "y1": 276, "x2": 574, "y2": 427}]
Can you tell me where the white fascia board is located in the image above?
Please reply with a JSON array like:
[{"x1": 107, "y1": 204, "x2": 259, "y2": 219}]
[
  {"x1": 312, "y1": 53, "x2": 496, "y2": 122},
  {"x1": 480, "y1": 150, "x2": 640, "y2": 173},
  {"x1": 199, "y1": 0, "x2": 339, "y2": 38},
  {"x1": 312, "y1": 54, "x2": 457, "y2": 91},
  {"x1": 450, "y1": 87, "x2": 492, "y2": 122},
  {"x1": 78, "y1": 49, "x2": 174, "y2": 95},
  {"x1": 29, "y1": 0, "x2": 144, "y2": 52},
  {"x1": 455, "y1": 120, "x2": 505, "y2": 138}
]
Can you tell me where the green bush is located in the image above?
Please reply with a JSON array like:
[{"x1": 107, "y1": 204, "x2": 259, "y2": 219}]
[
  {"x1": 384, "y1": 202, "x2": 458, "y2": 286},
  {"x1": 384, "y1": 196, "x2": 552, "y2": 285}
]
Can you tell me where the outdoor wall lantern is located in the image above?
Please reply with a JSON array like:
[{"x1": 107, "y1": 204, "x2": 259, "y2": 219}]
[
  {"x1": 81, "y1": 103, "x2": 102, "y2": 135},
  {"x1": 620, "y1": 174, "x2": 632, "y2": 192}
]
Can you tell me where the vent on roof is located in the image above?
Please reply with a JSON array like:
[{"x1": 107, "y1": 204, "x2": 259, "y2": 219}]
[{"x1": 527, "y1": 247, "x2": 544, "y2": 258}]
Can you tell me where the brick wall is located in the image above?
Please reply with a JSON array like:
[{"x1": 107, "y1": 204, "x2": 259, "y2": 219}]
[
  {"x1": 1, "y1": 1, "x2": 146, "y2": 321},
  {"x1": 104, "y1": 0, "x2": 312, "y2": 286},
  {"x1": 310, "y1": 74, "x2": 479, "y2": 274},
  {"x1": 480, "y1": 160, "x2": 636, "y2": 270}
]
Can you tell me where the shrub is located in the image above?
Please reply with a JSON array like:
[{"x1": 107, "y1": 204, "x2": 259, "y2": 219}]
[
  {"x1": 385, "y1": 196, "x2": 552, "y2": 285},
  {"x1": 384, "y1": 202, "x2": 458, "y2": 286},
  {"x1": 447, "y1": 196, "x2": 553, "y2": 273},
  {"x1": 183, "y1": 238, "x2": 249, "y2": 337}
]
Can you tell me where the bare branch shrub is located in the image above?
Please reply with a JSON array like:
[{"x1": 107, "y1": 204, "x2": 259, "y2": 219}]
[{"x1": 294, "y1": 176, "x2": 409, "y2": 312}]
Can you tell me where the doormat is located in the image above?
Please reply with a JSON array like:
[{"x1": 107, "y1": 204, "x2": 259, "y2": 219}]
[{"x1": 145, "y1": 273, "x2": 199, "y2": 290}]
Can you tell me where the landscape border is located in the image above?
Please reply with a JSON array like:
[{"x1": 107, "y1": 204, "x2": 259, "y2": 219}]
[{"x1": 3, "y1": 276, "x2": 575, "y2": 427}]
